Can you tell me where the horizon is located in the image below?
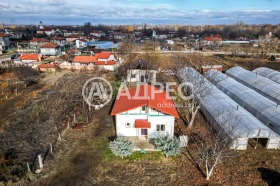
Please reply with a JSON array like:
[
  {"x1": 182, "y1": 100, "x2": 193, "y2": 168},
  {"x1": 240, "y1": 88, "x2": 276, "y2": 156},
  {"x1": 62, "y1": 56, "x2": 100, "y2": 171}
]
[{"x1": 1, "y1": 0, "x2": 280, "y2": 25}]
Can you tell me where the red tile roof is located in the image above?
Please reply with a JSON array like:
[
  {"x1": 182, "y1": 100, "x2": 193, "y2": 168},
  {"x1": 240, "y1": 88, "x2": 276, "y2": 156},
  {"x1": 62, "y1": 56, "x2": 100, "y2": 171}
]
[
  {"x1": 73, "y1": 56, "x2": 97, "y2": 63},
  {"x1": 0, "y1": 33, "x2": 10, "y2": 37},
  {"x1": 111, "y1": 84, "x2": 179, "y2": 118},
  {"x1": 135, "y1": 119, "x2": 151, "y2": 128},
  {"x1": 98, "y1": 51, "x2": 112, "y2": 59},
  {"x1": 37, "y1": 64, "x2": 56, "y2": 68},
  {"x1": 203, "y1": 35, "x2": 222, "y2": 41},
  {"x1": 30, "y1": 38, "x2": 49, "y2": 42},
  {"x1": 19, "y1": 54, "x2": 40, "y2": 61},
  {"x1": 40, "y1": 42, "x2": 60, "y2": 48}
]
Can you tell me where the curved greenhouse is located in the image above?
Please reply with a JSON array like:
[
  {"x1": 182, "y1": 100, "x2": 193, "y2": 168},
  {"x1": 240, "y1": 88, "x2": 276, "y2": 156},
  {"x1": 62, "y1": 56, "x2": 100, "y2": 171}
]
[
  {"x1": 177, "y1": 67, "x2": 280, "y2": 150},
  {"x1": 226, "y1": 66, "x2": 280, "y2": 104},
  {"x1": 206, "y1": 69, "x2": 280, "y2": 137},
  {"x1": 252, "y1": 67, "x2": 280, "y2": 84}
]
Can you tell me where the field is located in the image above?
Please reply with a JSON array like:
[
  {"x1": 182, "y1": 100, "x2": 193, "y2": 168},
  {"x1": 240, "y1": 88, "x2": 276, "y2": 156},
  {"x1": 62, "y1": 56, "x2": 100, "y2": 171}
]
[{"x1": 0, "y1": 55, "x2": 280, "y2": 186}]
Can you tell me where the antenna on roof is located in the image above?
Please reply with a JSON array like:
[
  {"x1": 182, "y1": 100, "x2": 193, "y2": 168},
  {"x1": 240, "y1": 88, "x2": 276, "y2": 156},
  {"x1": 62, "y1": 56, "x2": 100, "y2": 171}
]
[{"x1": 237, "y1": 105, "x2": 239, "y2": 111}]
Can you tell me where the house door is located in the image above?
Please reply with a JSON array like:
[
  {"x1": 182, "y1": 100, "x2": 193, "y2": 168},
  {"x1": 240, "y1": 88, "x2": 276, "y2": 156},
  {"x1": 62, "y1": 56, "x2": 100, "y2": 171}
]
[
  {"x1": 140, "y1": 129, "x2": 148, "y2": 136},
  {"x1": 141, "y1": 75, "x2": 145, "y2": 82}
]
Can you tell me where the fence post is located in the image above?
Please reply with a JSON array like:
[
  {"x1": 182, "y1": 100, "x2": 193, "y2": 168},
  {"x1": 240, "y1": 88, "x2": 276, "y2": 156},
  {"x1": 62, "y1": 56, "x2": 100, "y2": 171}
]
[
  {"x1": 27, "y1": 162, "x2": 31, "y2": 172},
  {"x1": 58, "y1": 133, "x2": 62, "y2": 141},
  {"x1": 74, "y1": 114, "x2": 76, "y2": 123},
  {"x1": 38, "y1": 155, "x2": 43, "y2": 169},
  {"x1": 50, "y1": 143, "x2": 53, "y2": 155}
]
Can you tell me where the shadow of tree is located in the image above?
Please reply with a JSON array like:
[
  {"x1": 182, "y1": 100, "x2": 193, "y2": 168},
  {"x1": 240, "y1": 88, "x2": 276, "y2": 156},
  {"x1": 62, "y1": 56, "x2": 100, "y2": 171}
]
[{"x1": 258, "y1": 167, "x2": 280, "y2": 186}]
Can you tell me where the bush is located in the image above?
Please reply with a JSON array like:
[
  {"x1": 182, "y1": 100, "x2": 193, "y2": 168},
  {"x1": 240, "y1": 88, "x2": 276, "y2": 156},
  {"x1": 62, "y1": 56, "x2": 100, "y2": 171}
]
[
  {"x1": 109, "y1": 137, "x2": 134, "y2": 159},
  {"x1": 154, "y1": 134, "x2": 181, "y2": 158}
]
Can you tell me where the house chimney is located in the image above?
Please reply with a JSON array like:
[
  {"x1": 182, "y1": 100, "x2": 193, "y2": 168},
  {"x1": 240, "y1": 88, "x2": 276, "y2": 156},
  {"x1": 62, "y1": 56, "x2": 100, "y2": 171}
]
[
  {"x1": 256, "y1": 72, "x2": 258, "y2": 76},
  {"x1": 237, "y1": 105, "x2": 239, "y2": 111},
  {"x1": 277, "y1": 103, "x2": 279, "y2": 108},
  {"x1": 38, "y1": 54, "x2": 41, "y2": 62}
]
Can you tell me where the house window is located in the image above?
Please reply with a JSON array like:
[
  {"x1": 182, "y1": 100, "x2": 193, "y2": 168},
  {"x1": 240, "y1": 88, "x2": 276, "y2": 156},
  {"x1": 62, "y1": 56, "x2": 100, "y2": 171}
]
[
  {"x1": 131, "y1": 74, "x2": 136, "y2": 78},
  {"x1": 125, "y1": 123, "x2": 131, "y2": 128},
  {"x1": 156, "y1": 125, "x2": 165, "y2": 132},
  {"x1": 141, "y1": 106, "x2": 146, "y2": 112}
]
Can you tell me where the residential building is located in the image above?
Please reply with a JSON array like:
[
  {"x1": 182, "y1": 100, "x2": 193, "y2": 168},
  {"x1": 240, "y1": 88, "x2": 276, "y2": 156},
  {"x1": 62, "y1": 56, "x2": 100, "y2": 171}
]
[
  {"x1": 37, "y1": 63, "x2": 56, "y2": 72},
  {"x1": 14, "y1": 54, "x2": 41, "y2": 66},
  {"x1": 51, "y1": 37, "x2": 66, "y2": 46},
  {"x1": 111, "y1": 84, "x2": 179, "y2": 139},
  {"x1": 29, "y1": 38, "x2": 49, "y2": 50},
  {"x1": 0, "y1": 33, "x2": 10, "y2": 50},
  {"x1": 37, "y1": 28, "x2": 55, "y2": 36},
  {"x1": 0, "y1": 44, "x2": 2, "y2": 55},
  {"x1": 76, "y1": 39, "x2": 87, "y2": 48},
  {"x1": 203, "y1": 35, "x2": 223, "y2": 45},
  {"x1": 90, "y1": 30, "x2": 106, "y2": 38},
  {"x1": 40, "y1": 42, "x2": 60, "y2": 56}
]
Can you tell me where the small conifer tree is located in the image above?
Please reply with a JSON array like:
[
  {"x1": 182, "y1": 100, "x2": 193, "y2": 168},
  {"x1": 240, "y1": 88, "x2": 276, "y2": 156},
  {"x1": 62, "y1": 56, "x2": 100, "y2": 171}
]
[
  {"x1": 155, "y1": 134, "x2": 181, "y2": 158},
  {"x1": 109, "y1": 136, "x2": 134, "y2": 159}
]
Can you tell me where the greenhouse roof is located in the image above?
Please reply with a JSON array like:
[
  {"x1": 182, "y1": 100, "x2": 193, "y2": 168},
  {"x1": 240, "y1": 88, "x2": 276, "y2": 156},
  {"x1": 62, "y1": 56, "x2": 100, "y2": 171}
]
[
  {"x1": 226, "y1": 67, "x2": 280, "y2": 104},
  {"x1": 252, "y1": 67, "x2": 280, "y2": 84},
  {"x1": 206, "y1": 69, "x2": 280, "y2": 135},
  {"x1": 177, "y1": 67, "x2": 279, "y2": 140}
]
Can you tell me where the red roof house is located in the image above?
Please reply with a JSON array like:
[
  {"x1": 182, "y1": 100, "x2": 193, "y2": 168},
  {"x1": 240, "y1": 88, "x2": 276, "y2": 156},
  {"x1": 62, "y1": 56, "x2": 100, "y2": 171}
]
[{"x1": 111, "y1": 84, "x2": 178, "y2": 139}]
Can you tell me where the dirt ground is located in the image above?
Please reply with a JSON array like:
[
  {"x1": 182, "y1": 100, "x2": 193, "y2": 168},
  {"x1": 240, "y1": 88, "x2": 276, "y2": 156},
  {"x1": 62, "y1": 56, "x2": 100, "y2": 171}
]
[{"x1": 24, "y1": 100, "x2": 280, "y2": 186}]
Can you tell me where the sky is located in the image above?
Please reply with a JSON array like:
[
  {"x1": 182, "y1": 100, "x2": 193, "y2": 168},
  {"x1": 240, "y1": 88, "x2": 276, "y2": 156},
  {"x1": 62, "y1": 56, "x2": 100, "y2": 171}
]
[{"x1": 0, "y1": 0, "x2": 280, "y2": 25}]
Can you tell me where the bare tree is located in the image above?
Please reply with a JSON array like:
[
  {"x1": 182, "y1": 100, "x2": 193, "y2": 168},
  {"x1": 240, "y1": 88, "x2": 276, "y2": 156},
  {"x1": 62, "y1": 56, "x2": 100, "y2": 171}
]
[
  {"x1": 185, "y1": 113, "x2": 239, "y2": 180},
  {"x1": 12, "y1": 67, "x2": 40, "y2": 87}
]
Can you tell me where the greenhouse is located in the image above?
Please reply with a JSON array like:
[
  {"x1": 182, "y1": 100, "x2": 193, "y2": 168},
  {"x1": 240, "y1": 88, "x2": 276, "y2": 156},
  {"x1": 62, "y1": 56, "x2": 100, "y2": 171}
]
[
  {"x1": 177, "y1": 67, "x2": 280, "y2": 150},
  {"x1": 226, "y1": 66, "x2": 280, "y2": 104},
  {"x1": 206, "y1": 69, "x2": 280, "y2": 137},
  {"x1": 252, "y1": 67, "x2": 280, "y2": 84}
]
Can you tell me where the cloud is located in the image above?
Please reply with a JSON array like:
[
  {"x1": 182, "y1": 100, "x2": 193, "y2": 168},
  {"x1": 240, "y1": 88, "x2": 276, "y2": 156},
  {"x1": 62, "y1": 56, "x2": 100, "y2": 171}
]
[{"x1": 0, "y1": 0, "x2": 279, "y2": 24}]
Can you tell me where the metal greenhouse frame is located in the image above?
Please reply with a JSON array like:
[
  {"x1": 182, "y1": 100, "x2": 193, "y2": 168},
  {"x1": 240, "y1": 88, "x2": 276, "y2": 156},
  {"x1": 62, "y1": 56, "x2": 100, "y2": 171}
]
[
  {"x1": 252, "y1": 67, "x2": 280, "y2": 84},
  {"x1": 206, "y1": 69, "x2": 280, "y2": 137},
  {"x1": 177, "y1": 67, "x2": 280, "y2": 150},
  {"x1": 226, "y1": 66, "x2": 280, "y2": 104}
]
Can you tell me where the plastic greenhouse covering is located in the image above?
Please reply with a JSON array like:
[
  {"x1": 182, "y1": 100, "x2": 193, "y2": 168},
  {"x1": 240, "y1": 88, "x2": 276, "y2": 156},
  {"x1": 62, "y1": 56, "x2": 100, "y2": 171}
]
[
  {"x1": 206, "y1": 69, "x2": 280, "y2": 137},
  {"x1": 177, "y1": 67, "x2": 280, "y2": 150},
  {"x1": 252, "y1": 67, "x2": 280, "y2": 84},
  {"x1": 226, "y1": 66, "x2": 280, "y2": 104}
]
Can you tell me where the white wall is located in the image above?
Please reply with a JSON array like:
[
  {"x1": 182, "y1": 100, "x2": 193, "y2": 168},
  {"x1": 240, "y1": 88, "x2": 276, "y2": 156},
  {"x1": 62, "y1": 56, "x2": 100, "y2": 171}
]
[
  {"x1": 115, "y1": 106, "x2": 175, "y2": 139},
  {"x1": 126, "y1": 69, "x2": 156, "y2": 82}
]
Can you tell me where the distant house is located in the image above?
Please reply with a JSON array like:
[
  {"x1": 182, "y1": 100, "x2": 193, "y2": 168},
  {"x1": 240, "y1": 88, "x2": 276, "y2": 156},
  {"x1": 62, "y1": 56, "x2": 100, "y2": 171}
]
[
  {"x1": 14, "y1": 54, "x2": 41, "y2": 66},
  {"x1": 68, "y1": 48, "x2": 82, "y2": 56},
  {"x1": 60, "y1": 51, "x2": 122, "y2": 71},
  {"x1": 203, "y1": 35, "x2": 223, "y2": 45},
  {"x1": 51, "y1": 37, "x2": 66, "y2": 46},
  {"x1": 166, "y1": 40, "x2": 174, "y2": 45},
  {"x1": 201, "y1": 65, "x2": 222, "y2": 73},
  {"x1": 29, "y1": 38, "x2": 49, "y2": 49},
  {"x1": 118, "y1": 59, "x2": 157, "y2": 83},
  {"x1": 37, "y1": 63, "x2": 56, "y2": 72},
  {"x1": 0, "y1": 33, "x2": 10, "y2": 50},
  {"x1": 90, "y1": 30, "x2": 106, "y2": 38},
  {"x1": 75, "y1": 39, "x2": 87, "y2": 48},
  {"x1": 111, "y1": 84, "x2": 179, "y2": 139},
  {"x1": 37, "y1": 28, "x2": 55, "y2": 36},
  {"x1": 40, "y1": 42, "x2": 60, "y2": 56},
  {"x1": 65, "y1": 35, "x2": 82, "y2": 43}
]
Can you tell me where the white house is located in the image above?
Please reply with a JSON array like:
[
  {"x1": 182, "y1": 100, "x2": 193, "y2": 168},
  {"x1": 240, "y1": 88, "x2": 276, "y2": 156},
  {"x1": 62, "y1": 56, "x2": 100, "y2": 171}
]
[
  {"x1": 90, "y1": 30, "x2": 106, "y2": 38},
  {"x1": 40, "y1": 42, "x2": 60, "y2": 56},
  {"x1": 0, "y1": 44, "x2": 2, "y2": 55},
  {"x1": 76, "y1": 39, "x2": 87, "y2": 48},
  {"x1": 111, "y1": 84, "x2": 179, "y2": 139},
  {"x1": 0, "y1": 33, "x2": 10, "y2": 50},
  {"x1": 60, "y1": 52, "x2": 122, "y2": 71},
  {"x1": 14, "y1": 54, "x2": 41, "y2": 66},
  {"x1": 126, "y1": 69, "x2": 156, "y2": 83}
]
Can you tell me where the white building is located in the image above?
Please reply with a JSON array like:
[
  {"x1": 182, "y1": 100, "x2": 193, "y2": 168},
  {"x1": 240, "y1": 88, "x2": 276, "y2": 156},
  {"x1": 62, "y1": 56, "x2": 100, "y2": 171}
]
[
  {"x1": 111, "y1": 84, "x2": 179, "y2": 139},
  {"x1": 40, "y1": 42, "x2": 60, "y2": 56},
  {"x1": 0, "y1": 44, "x2": 2, "y2": 55},
  {"x1": 126, "y1": 69, "x2": 156, "y2": 83},
  {"x1": 75, "y1": 39, "x2": 87, "y2": 48},
  {"x1": 0, "y1": 33, "x2": 10, "y2": 50}
]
